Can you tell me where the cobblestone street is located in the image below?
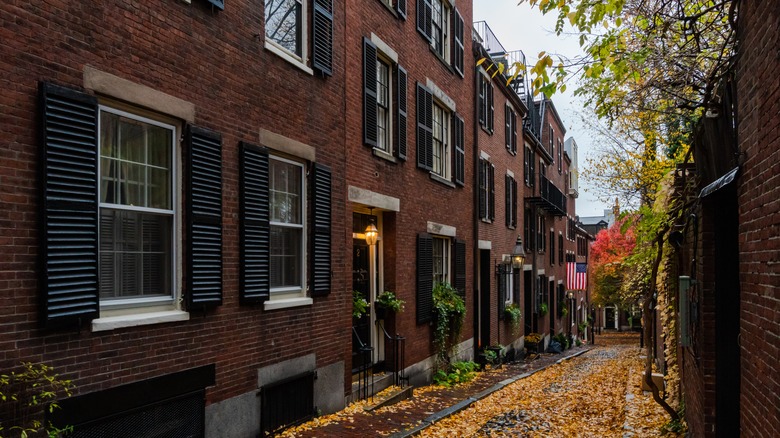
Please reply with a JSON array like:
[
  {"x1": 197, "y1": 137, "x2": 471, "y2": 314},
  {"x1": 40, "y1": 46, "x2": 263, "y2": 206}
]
[{"x1": 280, "y1": 333, "x2": 676, "y2": 437}]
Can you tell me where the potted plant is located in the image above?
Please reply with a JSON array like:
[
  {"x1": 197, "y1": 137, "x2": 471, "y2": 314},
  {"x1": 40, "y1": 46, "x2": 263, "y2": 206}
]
[
  {"x1": 504, "y1": 303, "x2": 522, "y2": 334},
  {"x1": 525, "y1": 332, "x2": 542, "y2": 354},
  {"x1": 539, "y1": 302, "x2": 548, "y2": 316},
  {"x1": 375, "y1": 291, "x2": 404, "y2": 319},
  {"x1": 559, "y1": 304, "x2": 569, "y2": 319},
  {"x1": 352, "y1": 290, "x2": 368, "y2": 319}
]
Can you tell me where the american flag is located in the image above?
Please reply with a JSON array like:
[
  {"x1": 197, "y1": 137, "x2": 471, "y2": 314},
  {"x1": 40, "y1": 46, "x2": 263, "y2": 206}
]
[{"x1": 567, "y1": 262, "x2": 587, "y2": 290}]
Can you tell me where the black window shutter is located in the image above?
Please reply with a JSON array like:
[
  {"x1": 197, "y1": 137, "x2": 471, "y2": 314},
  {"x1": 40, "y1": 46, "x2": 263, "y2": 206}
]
[
  {"x1": 512, "y1": 178, "x2": 518, "y2": 228},
  {"x1": 39, "y1": 82, "x2": 100, "y2": 326},
  {"x1": 454, "y1": 239, "x2": 466, "y2": 299},
  {"x1": 478, "y1": 160, "x2": 486, "y2": 219},
  {"x1": 530, "y1": 150, "x2": 536, "y2": 187},
  {"x1": 207, "y1": 0, "x2": 224, "y2": 10},
  {"x1": 505, "y1": 105, "x2": 511, "y2": 152},
  {"x1": 505, "y1": 174, "x2": 511, "y2": 227},
  {"x1": 488, "y1": 84, "x2": 494, "y2": 133},
  {"x1": 311, "y1": 162, "x2": 332, "y2": 296},
  {"x1": 513, "y1": 268, "x2": 521, "y2": 305},
  {"x1": 452, "y1": 9, "x2": 464, "y2": 77},
  {"x1": 239, "y1": 142, "x2": 270, "y2": 304},
  {"x1": 453, "y1": 113, "x2": 465, "y2": 186},
  {"x1": 478, "y1": 79, "x2": 486, "y2": 127},
  {"x1": 497, "y1": 268, "x2": 506, "y2": 319},
  {"x1": 363, "y1": 37, "x2": 378, "y2": 148},
  {"x1": 312, "y1": 0, "x2": 333, "y2": 76},
  {"x1": 488, "y1": 164, "x2": 495, "y2": 221},
  {"x1": 416, "y1": 0, "x2": 432, "y2": 42},
  {"x1": 512, "y1": 111, "x2": 518, "y2": 154},
  {"x1": 416, "y1": 83, "x2": 433, "y2": 171},
  {"x1": 396, "y1": 0, "x2": 407, "y2": 19},
  {"x1": 186, "y1": 126, "x2": 223, "y2": 308},
  {"x1": 416, "y1": 233, "x2": 433, "y2": 324},
  {"x1": 396, "y1": 64, "x2": 408, "y2": 160}
]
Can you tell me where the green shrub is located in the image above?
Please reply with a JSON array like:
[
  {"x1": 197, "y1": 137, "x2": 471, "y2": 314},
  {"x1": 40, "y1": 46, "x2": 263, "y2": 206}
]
[
  {"x1": 0, "y1": 362, "x2": 74, "y2": 438},
  {"x1": 433, "y1": 361, "x2": 480, "y2": 387},
  {"x1": 352, "y1": 290, "x2": 368, "y2": 318},
  {"x1": 432, "y1": 282, "x2": 466, "y2": 369}
]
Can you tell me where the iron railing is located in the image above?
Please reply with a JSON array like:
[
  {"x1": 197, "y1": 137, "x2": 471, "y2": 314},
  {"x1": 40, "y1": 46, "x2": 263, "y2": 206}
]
[{"x1": 529, "y1": 174, "x2": 567, "y2": 216}]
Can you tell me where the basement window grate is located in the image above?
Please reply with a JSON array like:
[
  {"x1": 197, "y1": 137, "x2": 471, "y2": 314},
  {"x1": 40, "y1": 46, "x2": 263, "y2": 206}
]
[{"x1": 260, "y1": 371, "x2": 315, "y2": 435}]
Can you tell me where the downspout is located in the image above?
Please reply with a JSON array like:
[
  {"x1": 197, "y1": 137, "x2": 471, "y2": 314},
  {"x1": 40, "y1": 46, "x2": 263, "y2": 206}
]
[{"x1": 472, "y1": 50, "x2": 481, "y2": 356}]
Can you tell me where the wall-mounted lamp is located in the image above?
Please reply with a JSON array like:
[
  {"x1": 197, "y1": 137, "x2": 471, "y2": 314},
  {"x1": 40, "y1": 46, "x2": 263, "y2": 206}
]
[
  {"x1": 511, "y1": 236, "x2": 526, "y2": 269},
  {"x1": 364, "y1": 209, "x2": 379, "y2": 246},
  {"x1": 568, "y1": 291, "x2": 574, "y2": 299}
]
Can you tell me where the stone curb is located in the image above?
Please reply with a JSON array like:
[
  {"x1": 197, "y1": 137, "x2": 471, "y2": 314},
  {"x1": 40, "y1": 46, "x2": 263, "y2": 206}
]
[{"x1": 389, "y1": 348, "x2": 591, "y2": 438}]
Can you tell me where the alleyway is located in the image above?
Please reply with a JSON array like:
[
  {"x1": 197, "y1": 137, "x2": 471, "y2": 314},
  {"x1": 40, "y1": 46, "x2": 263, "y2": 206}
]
[{"x1": 279, "y1": 333, "x2": 678, "y2": 437}]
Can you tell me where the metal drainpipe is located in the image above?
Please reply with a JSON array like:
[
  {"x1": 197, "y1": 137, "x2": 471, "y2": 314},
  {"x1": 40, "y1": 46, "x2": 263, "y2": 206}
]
[{"x1": 472, "y1": 55, "x2": 481, "y2": 355}]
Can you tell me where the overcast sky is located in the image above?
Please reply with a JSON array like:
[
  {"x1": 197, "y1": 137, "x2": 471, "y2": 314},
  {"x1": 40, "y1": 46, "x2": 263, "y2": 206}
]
[{"x1": 473, "y1": 0, "x2": 609, "y2": 218}]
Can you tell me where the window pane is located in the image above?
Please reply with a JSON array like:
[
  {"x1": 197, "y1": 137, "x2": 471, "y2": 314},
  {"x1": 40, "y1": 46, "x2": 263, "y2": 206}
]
[
  {"x1": 265, "y1": 0, "x2": 302, "y2": 56},
  {"x1": 100, "y1": 209, "x2": 172, "y2": 301},
  {"x1": 270, "y1": 226, "x2": 302, "y2": 289},
  {"x1": 432, "y1": 237, "x2": 449, "y2": 286},
  {"x1": 270, "y1": 159, "x2": 302, "y2": 224},
  {"x1": 377, "y1": 59, "x2": 391, "y2": 153},
  {"x1": 100, "y1": 111, "x2": 172, "y2": 210}
]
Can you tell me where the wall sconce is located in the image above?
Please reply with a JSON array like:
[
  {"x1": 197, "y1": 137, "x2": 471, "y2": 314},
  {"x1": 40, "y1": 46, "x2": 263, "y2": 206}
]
[
  {"x1": 568, "y1": 291, "x2": 574, "y2": 299},
  {"x1": 364, "y1": 209, "x2": 379, "y2": 246},
  {"x1": 511, "y1": 236, "x2": 526, "y2": 269}
]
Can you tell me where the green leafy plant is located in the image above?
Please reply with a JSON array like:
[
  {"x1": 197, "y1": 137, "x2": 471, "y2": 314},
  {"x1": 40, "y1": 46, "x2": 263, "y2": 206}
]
[
  {"x1": 376, "y1": 291, "x2": 404, "y2": 313},
  {"x1": 559, "y1": 303, "x2": 569, "y2": 319},
  {"x1": 432, "y1": 361, "x2": 480, "y2": 387},
  {"x1": 0, "y1": 362, "x2": 74, "y2": 438},
  {"x1": 432, "y1": 282, "x2": 466, "y2": 369},
  {"x1": 352, "y1": 290, "x2": 368, "y2": 318},
  {"x1": 504, "y1": 303, "x2": 522, "y2": 333},
  {"x1": 539, "y1": 302, "x2": 548, "y2": 316},
  {"x1": 482, "y1": 349, "x2": 498, "y2": 365},
  {"x1": 576, "y1": 338, "x2": 583, "y2": 347}
]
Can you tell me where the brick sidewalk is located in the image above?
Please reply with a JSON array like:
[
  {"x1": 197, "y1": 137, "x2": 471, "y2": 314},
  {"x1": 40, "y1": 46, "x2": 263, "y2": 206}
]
[{"x1": 275, "y1": 332, "x2": 642, "y2": 437}]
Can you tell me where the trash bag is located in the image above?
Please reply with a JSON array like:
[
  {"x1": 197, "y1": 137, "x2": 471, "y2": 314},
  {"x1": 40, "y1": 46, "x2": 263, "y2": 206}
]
[{"x1": 546, "y1": 339, "x2": 562, "y2": 354}]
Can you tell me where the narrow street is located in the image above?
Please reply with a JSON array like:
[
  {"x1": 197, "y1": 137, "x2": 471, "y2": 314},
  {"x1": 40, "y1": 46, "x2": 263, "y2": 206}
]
[
  {"x1": 418, "y1": 338, "x2": 674, "y2": 437},
  {"x1": 280, "y1": 333, "x2": 677, "y2": 437}
]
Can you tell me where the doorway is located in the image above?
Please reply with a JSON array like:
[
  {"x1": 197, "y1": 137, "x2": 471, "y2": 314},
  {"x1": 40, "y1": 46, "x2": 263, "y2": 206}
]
[
  {"x1": 478, "y1": 249, "x2": 491, "y2": 351},
  {"x1": 351, "y1": 212, "x2": 381, "y2": 373},
  {"x1": 605, "y1": 307, "x2": 616, "y2": 329}
]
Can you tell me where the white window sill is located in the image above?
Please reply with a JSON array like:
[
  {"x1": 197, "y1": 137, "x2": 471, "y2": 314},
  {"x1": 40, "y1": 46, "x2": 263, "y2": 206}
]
[
  {"x1": 92, "y1": 310, "x2": 189, "y2": 332},
  {"x1": 263, "y1": 297, "x2": 313, "y2": 311},
  {"x1": 264, "y1": 41, "x2": 313, "y2": 75}
]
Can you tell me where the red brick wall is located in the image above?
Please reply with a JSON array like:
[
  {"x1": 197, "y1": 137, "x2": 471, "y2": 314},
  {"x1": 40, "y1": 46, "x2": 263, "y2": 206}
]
[
  {"x1": 0, "y1": 0, "x2": 348, "y2": 406},
  {"x1": 736, "y1": 1, "x2": 780, "y2": 436},
  {"x1": 343, "y1": 1, "x2": 475, "y2": 370}
]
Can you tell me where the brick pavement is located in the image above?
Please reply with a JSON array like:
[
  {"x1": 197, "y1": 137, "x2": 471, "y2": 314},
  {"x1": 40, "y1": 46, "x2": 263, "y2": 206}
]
[{"x1": 277, "y1": 332, "x2": 640, "y2": 437}]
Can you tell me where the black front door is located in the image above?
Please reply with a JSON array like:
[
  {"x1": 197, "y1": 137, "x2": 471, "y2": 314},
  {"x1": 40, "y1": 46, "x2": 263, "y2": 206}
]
[
  {"x1": 352, "y1": 238, "x2": 371, "y2": 373},
  {"x1": 479, "y1": 249, "x2": 491, "y2": 350},
  {"x1": 605, "y1": 307, "x2": 616, "y2": 329}
]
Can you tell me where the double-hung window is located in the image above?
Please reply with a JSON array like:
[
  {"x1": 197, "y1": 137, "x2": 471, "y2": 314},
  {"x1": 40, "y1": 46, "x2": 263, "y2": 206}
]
[
  {"x1": 269, "y1": 156, "x2": 305, "y2": 297},
  {"x1": 431, "y1": 102, "x2": 450, "y2": 178},
  {"x1": 505, "y1": 174, "x2": 517, "y2": 228},
  {"x1": 364, "y1": 37, "x2": 408, "y2": 160},
  {"x1": 265, "y1": 0, "x2": 333, "y2": 75},
  {"x1": 265, "y1": 0, "x2": 304, "y2": 58},
  {"x1": 430, "y1": 0, "x2": 449, "y2": 59},
  {"x1": 478, "y1": 158, "x2": 494, "y2": 221},
  {"x1": 478, "y1": 75, "x2": 494, "y2": 133},
  {"x1": 98, "y1": 107, "x2": 176, "y2": 307},
  {"x1": 432, "y1": 236, "x2": 451, "y2": 286}
]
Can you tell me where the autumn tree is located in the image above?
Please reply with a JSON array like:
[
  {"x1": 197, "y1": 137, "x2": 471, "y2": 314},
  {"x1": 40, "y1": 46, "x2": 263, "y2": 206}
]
[{"x1": 589, "y1": 218, "x2": 636, "y2": 308}]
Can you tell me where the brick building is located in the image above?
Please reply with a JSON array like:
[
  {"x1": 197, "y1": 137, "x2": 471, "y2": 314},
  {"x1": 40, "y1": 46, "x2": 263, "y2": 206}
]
[
  {"x1": 343, "y1": 0, "x2": 475, "y2": 389},
  {"x1": 678, "y1": 2, "x2": 779, "y2": 436},
  {"x1": 1, "y1": 1, "x2": 348, "y2": 436}
]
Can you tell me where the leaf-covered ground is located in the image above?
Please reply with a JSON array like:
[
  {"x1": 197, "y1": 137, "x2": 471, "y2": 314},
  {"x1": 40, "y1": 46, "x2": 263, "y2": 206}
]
[
  {"x1": 277, "y1": 333, "x2": 679, "y2": 437},
  {"x1": 419, "y1": 345, "x2": 678, "y2": 437}
]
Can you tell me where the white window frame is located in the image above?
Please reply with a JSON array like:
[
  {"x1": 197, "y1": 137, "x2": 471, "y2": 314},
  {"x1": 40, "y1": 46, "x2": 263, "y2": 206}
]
[
  {"x1": 430, "y1": 0, "x2": 450, "y2": 59},
  {"x1": 432, "y1": 236, "x2": 451, "y2": 287},
  {"x1": 97, "y1": 105, "x2": 179, "y2": 312},
  {"x1": 265, "y1": 0, "x2": 313, "y2": 74},
  {"x1": 431, "y1": 100, "x2": 450, "y2": 179},
  {"x1": 269, "y1": 155, "x2": 307, "y2": 299},
  {"x1": 376, "y1": 55, "x2": 393, "y2": 155},
  {"x1": 505, "y1": 268, "x2": 515, "y2": 305}
]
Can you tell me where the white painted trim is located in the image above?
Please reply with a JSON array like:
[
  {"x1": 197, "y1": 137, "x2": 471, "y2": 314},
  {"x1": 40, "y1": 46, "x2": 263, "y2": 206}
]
[
  {"x1": 480, "y1": 150, "x2": 490, "y2": 160},
  {"x1": 264, "y1": 41, "x2": 314, "y2": 76},
  {"x1": 506, "y1": 169, "x2": 515, "y2": 178},
  {"x1": 370, "y1": 33, "x2": 398, "y2": 63},
  {"x1": 478, "y1": 240, "x2": 492, "y2": 250},
  {"x1": 92, "y1": 310, "x2": 189, "y2": 332},
  {"x1": 263, "y1": 297, "x2": 314, "y2": 311}
]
